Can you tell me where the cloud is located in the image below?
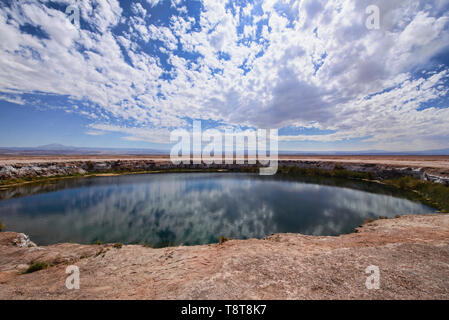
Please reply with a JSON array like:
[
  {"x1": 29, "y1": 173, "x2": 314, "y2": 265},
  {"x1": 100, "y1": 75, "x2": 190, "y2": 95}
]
[
  {"x1": 0, "y1": 0, "x2": 448, "y2": 150},
  {"x1": 89, "y1": 123, "x2": 171, "y2": 143},
  {"x1": 146, "y1": 0, "x2": 163, "y2": 8},
  {"x1": 0, "y1": 94, "x2": 25, "y2": 105},
  {"x1": 85, "y1": 130, "x2": 105, "y2": 136}
]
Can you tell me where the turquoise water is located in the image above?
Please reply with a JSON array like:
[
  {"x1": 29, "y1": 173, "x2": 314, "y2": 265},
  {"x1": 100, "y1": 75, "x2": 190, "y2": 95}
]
[{"x1": 0, "y1": 173, "x2": 435, "y2": 247}]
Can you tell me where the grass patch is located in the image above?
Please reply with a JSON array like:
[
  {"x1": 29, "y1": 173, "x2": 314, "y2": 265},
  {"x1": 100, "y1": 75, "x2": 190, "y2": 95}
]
[
  {"x1": 0, "y1": 173, "x2": 85, "y2": 187},
  {"x1": 152, "y1": 241, "x2": 177, "y2": 248},
  {"x1": 276, "y1": 166, "x2": 375, "y2": 181},
  {"x1": 277, "y1": 166, "x2": 448, "y2": 212},
  {"x1": 384, "y1": 176, "x2": 449, "y2": 212},
  {"x1": 364, "y1": 216, "x2": 389, "y2": 225},
  {"x1": 218, "y1": 236, "x2": 229, "y2": 245},
  {"x1": 22, "y1": 262, "x2": 49, "y2": 274},
  {"x1": 364, "y1": 218, "x2": 376, "y2": 224},
  {"x1": 0, "y1": 168, "x2": 230, "y2": 188},
  {"x1": 95, "y1": 248, "x2": 109, "y2": 257}
]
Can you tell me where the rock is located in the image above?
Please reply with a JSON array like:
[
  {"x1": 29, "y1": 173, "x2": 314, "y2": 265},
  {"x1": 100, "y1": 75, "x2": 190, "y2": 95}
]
[
  {"x1": 93, "y1": 163, "x2": 111, "y2": 171},
  {"x1": 0, "y1": 158, "x2": 448, "y2": 184},
  {"x1": 16, "y1": 264, "x2": 29, "y2": 271},
  {"x1": 12, "y1": 233, "x2": 37, "y2": 248}
]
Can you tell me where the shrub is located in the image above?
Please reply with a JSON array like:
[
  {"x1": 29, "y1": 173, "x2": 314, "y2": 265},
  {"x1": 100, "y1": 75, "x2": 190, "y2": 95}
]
[
  {"x1": 218, "y1": 236, "x2": 229, "y2": 245},
  {"x1": 86, "y1": 161, "x2": 95, "y2": 171},
  {"x1": 22, "y1": 262, "x2": 49, "y2": 274},
  {"x1": 385, "y1": 177, "x2": 449, "y2": 212},
  {"x1": 277, "y1": 165, "x2": 376, "y2": 181},
  {"x1": 334, "y1": 164, "x2": 345, "y2": 170},
  {"x1": 113, "y1": 243, "x2": 123, "y2": 249},
  {"x1": 0, "y1": 220, "x2": 4, "y2": 232},
  {"x1": 366, "y1": 171, "x2": 375, "y2": 180}
]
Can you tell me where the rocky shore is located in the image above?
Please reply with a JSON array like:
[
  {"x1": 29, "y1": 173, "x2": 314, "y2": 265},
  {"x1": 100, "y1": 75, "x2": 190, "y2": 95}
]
[
  {"x1": 1, "y1": 156, "x2": 448, "y2": 299},
  {"x1": 1, "y1": 214, "x2": 449, "y2": 299},
  {"x1": 1, "y1": 158, "x2": 449, "y2": 185}
]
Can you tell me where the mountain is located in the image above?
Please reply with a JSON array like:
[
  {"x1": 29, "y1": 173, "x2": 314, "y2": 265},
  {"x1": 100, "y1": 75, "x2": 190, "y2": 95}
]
[
  {"x1": 0, "y1": 144, "x2": 168, "y2": 155},
  {"x1": 0, "y1": 144, "x2": 448, "y2": 156},
  {"x1": 37, "y1": 144, "x2": 77, "y2": 150}
]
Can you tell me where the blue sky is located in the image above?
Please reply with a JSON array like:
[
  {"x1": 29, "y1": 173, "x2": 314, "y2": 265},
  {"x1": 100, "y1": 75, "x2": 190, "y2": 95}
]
[{"x1": 0, "y1": 0, "x2": 448, "y2": 151}]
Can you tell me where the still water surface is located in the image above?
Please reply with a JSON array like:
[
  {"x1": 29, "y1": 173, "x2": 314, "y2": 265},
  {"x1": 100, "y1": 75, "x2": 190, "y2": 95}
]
[{"x1": 0, "y1": 173, "x2": 435, "y2": 246}]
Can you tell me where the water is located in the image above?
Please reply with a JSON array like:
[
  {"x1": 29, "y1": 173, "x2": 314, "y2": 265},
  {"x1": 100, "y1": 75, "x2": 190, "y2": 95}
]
[{"x1": 0, "y1": 173, "x2": 435, "y2": 247}]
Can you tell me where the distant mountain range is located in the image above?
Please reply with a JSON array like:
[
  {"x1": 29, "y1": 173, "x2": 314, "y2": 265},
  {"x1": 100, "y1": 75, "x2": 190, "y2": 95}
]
[
  {"x1": 0, "y1": 144, "x2": 448, "y2": 156},
  {"x1": 0, "y1": 144, "x2": 168, "y2": 156}
]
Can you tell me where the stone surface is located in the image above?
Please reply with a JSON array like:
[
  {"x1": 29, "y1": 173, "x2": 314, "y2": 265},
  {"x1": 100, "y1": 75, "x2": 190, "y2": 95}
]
[
  {"x1": 1, "y1": 214, "x2": 449, "y2": 300},
  {"x1": 1, "y1": 156, "x2": 449, "y2": 184}
]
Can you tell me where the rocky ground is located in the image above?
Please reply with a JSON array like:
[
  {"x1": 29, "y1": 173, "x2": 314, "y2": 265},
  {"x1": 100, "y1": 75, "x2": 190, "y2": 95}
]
[
  {"x1": 1, "y1": 155, "x2": 449, "y2": 184},
  {"x1": 1, "y1": 214, "x2": 449, "y2": 300}
]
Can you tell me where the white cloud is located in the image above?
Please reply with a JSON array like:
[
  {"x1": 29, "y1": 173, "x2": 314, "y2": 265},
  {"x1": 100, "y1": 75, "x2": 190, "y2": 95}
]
[
  {"x1": 146, "y1": 0, "x2": 162, "y2": 8},
  {"x1": 0, "y1": 0, "x2": 448, "y2": 150},
  {"x1": 85, "y1": 130, "x2": 105, "y2": 136},
  {"x1": 89, "y1": 123, "x2": 171, "y2": 143}
]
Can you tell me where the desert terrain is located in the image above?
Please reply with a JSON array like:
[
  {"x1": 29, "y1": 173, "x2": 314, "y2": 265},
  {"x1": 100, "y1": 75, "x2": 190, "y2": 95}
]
[
  {"x1": 1, "y1": 214, "x2": 449, "y2": 299},
  {"x1": 1, "y1": 155, "x2": 448, "y2": 174},
  {"x1": 1, "y1": 155, "x2": 448, "y2": 185},
  {"x1": 1, "y1": 154, "x2": 449, "y2": 167},
  {"x1": 1, "y1": 155, "x2": 448, "y2": 299}
]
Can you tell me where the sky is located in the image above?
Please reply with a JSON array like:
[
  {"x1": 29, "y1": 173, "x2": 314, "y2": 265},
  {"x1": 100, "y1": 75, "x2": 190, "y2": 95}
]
[{"x1": 0, "y1": 0, "x2": 448, "y2": 152}]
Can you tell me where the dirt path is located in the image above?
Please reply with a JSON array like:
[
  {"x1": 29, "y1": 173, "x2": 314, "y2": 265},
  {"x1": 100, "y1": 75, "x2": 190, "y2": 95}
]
[{"x1": 1, "y1": 214, "x2": 449, "y2": 299}]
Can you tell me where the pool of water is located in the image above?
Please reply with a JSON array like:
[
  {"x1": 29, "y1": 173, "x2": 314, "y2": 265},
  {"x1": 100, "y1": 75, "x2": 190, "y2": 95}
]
[{"x1": 0, "y1": 173, "x2": 435, "y2": 246}]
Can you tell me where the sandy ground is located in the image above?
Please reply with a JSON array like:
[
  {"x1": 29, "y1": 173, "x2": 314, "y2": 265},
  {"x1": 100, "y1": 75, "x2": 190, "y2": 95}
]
[
  {"x1": 1, "y1": 155, "x2": 448, "y2": 169},
  {"x1": 283, "y1": 155, "x2": 449, "y2": 170},
  {"x1": 1, "y1": 214, "x2": 449, "y2": 300}
]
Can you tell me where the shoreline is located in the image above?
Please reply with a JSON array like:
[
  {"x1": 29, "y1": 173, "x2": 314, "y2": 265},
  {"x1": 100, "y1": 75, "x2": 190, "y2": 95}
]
[
  {"x1": 1, "y1": 156, "x2": 449, "y2": 299},
  {"x1": 1, "y1": 157, "x2": 448, "y2": 212},
  {"x1": 1, "y1": 156, "x2": 449, "y2": 185},
  {"x1": 1, "y1": 213, "x2": 449, "y2": 299},
  {"x1": 0, "y1": 169, "x2": 227, "y2": 189}
]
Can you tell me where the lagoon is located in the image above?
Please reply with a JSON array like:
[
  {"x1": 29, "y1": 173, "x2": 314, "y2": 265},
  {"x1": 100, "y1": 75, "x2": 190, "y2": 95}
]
[{"x1": 0, "y1": 173, "x2": 435, "y2": 247}]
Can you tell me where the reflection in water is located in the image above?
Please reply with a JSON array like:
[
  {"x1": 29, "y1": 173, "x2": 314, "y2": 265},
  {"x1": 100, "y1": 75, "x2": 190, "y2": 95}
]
[{"x1": 0, "y1": 173, "x2": 435, "y2": 246}]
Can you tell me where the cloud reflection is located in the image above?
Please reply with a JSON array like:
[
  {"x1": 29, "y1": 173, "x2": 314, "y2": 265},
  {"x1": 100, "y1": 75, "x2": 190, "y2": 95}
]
[{"x1": 0, "y1": 173, "x2": 435, "y2": 246}]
